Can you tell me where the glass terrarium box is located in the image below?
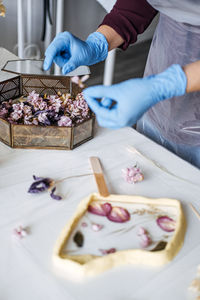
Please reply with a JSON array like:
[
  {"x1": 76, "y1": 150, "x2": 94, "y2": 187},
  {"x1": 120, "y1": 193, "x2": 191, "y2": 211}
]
[{"x1": 0, "y1": 59, "x2": 95, "y2": 150}]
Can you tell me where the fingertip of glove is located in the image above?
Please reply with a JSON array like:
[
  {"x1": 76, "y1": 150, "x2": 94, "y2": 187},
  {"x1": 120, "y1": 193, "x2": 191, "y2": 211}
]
[{"x1": 43, "y1": 60, "x2": 49, "y2": 71}]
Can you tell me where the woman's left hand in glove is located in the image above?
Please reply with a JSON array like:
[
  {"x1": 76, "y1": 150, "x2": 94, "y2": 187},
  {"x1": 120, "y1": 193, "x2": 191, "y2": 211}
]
[{"x1": 83, "y1": 64, "x2": 187, "y2": 129}]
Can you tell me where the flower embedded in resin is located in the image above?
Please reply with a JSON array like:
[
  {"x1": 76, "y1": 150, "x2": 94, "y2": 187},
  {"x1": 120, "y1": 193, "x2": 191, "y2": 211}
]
[
  {"x1": 0, "y1": 90, "x2": 91, "y2": 127},
  {"x1": 156, "y1": 216, "x2": 176, "y2": 232},
  {"x1": 88, "y1": 202, "x2": 130, "y2": 223},
  {"x1": 137, "y1": 226, "x2": 152, "y2": 248}
]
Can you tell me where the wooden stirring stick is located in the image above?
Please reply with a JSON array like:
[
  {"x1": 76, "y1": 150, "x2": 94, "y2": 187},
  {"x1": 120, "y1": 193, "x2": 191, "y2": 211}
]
[{"x1": 89, "y1": 157, "x2": 109, "y2": 197}]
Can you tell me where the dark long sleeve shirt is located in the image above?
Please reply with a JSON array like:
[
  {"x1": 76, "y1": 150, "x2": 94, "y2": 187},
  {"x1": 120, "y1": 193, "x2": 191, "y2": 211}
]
[{"x1": 99, "y1": 0, "x2": 157, "y2": 50}]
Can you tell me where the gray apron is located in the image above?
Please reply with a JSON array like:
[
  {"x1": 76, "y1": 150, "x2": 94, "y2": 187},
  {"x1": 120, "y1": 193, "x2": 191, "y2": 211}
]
[{"x1": 137, "y1": 2, "x2": 200, "y2": 168}]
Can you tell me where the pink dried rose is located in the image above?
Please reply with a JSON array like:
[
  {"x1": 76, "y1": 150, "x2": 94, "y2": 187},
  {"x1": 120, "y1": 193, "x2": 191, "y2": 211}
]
[
  {"x1": 88, "y1": 202, "x2": 112, "y2": 216},
  {"x1": 122, "y1": 165, "x2": 144, "y2": 184},
  {"x1": 107, "y1": 206, "x2": 130, "y2": 223},
  {"x1": 9, "y1": 110, "x2": 23, "y2": 121},
  {"x1": 99, "y1": 248, "x2": 116, "y2": 255},
  {"x1": 13, "y1": 225, "x2": 27, "y2": 239},
  {"x1": 156, "y1": 216, "x2": 176, "y2": 232},
  {"x1": 137, "y1": 226, "x2": 152, "y2": 248},
  {"x1": 57, "y1": 116, "x2": 72, "y2": 127},
  {"x1": 27, "y1": 90, "x2": 40, "y2": 103}
]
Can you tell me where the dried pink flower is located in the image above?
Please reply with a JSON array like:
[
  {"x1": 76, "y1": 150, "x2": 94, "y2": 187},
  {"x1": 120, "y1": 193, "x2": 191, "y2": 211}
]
[
  {"x1": 122, "y1": 165, "x2": 144, "y2": 184},
  {"x1": 57, "y1": 116, "x2": 72, "y2": 127},
  {"x1": 13, "y1": 225, "x2": 27, "y2": 239}
]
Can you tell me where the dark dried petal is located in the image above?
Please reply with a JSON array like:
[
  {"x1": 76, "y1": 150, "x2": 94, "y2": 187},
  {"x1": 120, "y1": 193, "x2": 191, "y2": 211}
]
[
  {"x1": 50, "y1": 187, "x2": 62, "y2": 200},
  {"x1": 33, "y1": 175, "x2": 43, "y2": 181},
  {"x1": 28, "y1": 177, "x2": 52, "y2": 194},
  {"x1": 151, "y1": 241, "x2": 167, "y2": 252},
  {"x1": 73, "y1": 231, "x2": 84, "y2": 247},
  {"x1": 33, "y1": 110, "x2": 48, "y2": 117}
]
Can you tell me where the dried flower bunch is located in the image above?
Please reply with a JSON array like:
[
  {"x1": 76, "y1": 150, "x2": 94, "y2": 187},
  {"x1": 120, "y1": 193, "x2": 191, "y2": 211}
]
[{"x1": 0, "y1": 90, "x2": 91, "y2": 126}]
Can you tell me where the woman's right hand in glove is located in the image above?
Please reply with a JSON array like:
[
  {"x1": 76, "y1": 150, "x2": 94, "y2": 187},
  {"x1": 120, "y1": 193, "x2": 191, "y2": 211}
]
[{"x1": 43, "y1": 31, "x2": 108, "y2": 74}]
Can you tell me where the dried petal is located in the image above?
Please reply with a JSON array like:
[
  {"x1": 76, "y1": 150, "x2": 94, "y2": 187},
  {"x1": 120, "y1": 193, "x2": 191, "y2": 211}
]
[
  {"x1": 33, "y1": 175, "x2": 43, "y2": 181},
  {"x1": 50, "y1": 187, "x2": 62, "y2": 200},
  {"x1": 151, "y1": 241, "x2": 167, "y2": 252},
  {"x1": 91, "y1": 223, "x2": 104, "y2": 232},
  {"x1": 71, "y1": 76, "x2": 79, "y2": 85},
  {"x1": 99, "y1": 248, "x2": 116, "y2": 255},
  {"x1": 157, "y1": 216, "x2": 176, "y2": 232},
  {"x1": 140, "y1": 233, "x2": 152, "y2": 248},
  {"x1": 107, "y1": 206, "x2": 130, "y2": 223},
  {"x1": 137, "y1": 227, "x2": 152, "y2": 248},
  {"x1": 88, "y1": 202, "x2": 112, "y2": 216},
  {"x1": 73, "y1": 231, "x2": 84, "y2": 247},
  {"x1": 81, "y1": 75, "x2": 89, "y2": 82},
  {"x1": 137, "y1": 226, "x2": 146, "y2": 236}
]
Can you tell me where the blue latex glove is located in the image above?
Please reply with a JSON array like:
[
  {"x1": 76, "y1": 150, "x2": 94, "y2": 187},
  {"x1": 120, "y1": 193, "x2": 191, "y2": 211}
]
[
  {"x1": 83, "y1": 64, "x2": 187, "y2": 129},
  {"x1": 43, "y1": 31, "x2": 108, "y2": 74}
]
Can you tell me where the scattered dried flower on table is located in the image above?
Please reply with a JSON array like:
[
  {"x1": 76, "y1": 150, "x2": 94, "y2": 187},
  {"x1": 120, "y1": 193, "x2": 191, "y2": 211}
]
[
  {"x1": 122, "y1": 165, "x2": 144, "y2": 184},
  {"x1": 28, "y1": 175, "x2": 55, "y2": 193},
  {"x1": 13, "y1": 225, "x2": 27, "y2": 239},
  {"x1": 156, "y1": 216, "x2": 176, "y2": 232},
  {"x1": 28, "y1": 173, "x2": 92, "y2": 200}
]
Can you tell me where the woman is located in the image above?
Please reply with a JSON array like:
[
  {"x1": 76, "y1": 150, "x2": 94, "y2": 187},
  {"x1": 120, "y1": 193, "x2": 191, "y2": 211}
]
[{"x1": 43, "y1": 0, "x2": 200, "y2": 168}]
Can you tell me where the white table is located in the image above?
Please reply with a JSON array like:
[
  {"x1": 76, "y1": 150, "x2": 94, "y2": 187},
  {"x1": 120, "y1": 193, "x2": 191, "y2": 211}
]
[{"x1": 1, "y1": 49, "x2": 200, "y2": 300}]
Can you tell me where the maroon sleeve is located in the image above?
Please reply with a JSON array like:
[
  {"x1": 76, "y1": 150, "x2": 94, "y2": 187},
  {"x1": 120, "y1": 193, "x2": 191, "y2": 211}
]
[{"x1": 99, "y1": 0, "x2": 157, "y2": 50}]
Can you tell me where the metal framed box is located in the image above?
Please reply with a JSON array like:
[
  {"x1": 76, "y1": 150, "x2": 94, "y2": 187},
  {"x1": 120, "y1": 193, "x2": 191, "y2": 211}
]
[{"x1": 0, "y1": 59, "x2": 94, "y2": 150}]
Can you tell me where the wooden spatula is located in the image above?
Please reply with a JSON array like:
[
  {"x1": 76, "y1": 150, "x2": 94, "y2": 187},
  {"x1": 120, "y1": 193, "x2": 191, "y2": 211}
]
[{"x1": 89, "y1": 157, "x2": 109, "y2": 197}]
